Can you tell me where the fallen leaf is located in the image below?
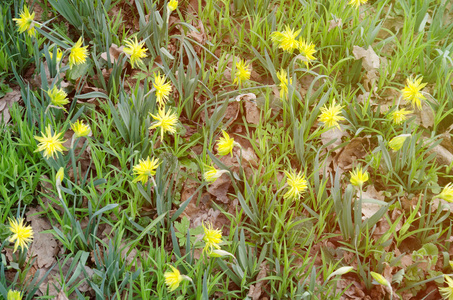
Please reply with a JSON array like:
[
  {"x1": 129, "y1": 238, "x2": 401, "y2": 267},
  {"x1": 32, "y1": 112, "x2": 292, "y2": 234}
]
[
  {"x1": 329, "y1": 17, "x2": 343, "y2": 31},
  {"x1": 207, "y1": 172, "x2": 231, "y2": 203},
  {"x1": 353, "y1": 45, "x2": 380, "y2": 72},
  {"x1": 26, "y1": 207, "x2": 59, "y2": 269},
  {"x1": 320, "y1": 127, "x2": 349, "y2": 153},
  {"x1": 244, "y1": 100, "x2": 260, "y2": 125},
  {"x1": 55, "y1": 291, "x2": 69, "y2": 300},
  {"x1": 241, "y1": 147, "x2": 258, "y2": 168},
  {"x1": 0, "y1": 87, "x2": 21, "y2": 123},
  {"x1": 361, "y1": 185, "x2": 385, "y2": 220},
  {"x1": 419, "y1": 100, "x2": 434, "y2": 128},
  {"x1": 102, "y1": 43, "x2": 124, "y2": 64},
  {"x1": 334, "y1": 137, "x2": 368, "y2": 170},
  {"x1": 247, "y1": 262, "x2": 268, "y2": 300},
  {"x1": 431, "y1": 198, "x2": 453, "y2": 213}
]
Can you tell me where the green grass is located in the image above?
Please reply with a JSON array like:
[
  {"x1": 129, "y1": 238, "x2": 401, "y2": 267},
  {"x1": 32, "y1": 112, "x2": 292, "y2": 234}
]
[{"x1": 1, "y1": 0, "x2": 453, "y2": 299}]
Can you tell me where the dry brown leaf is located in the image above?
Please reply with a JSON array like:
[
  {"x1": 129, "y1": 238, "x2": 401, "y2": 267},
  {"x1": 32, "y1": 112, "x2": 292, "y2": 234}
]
[
  {"x1": 224, "y1": 102, "x2": 241, "y2": 127},
  {"x1": 320, "y1": 128, "x2": 349, "y2": 153},
  {"x1": 181, "y1": 179, "x2": 199, "y2": 203},
  {"x1": 341, "y1": 280, "x2": 369, "y2": 299},
  {"x1": 235, "y1": 93, "x2": 260, "y2": 124},
  {"x1": 400, "y1": 254, "x2": 413, "y2": 268},
  {"x1": 431, "y1": 197, "x2": 453, "y2": 213},
  {"x1": 329, "y1": 17, "x2": 343, "y2": 31},
  {"x1": 334, "y1": 137, "x2": 368, "y2": 170},
  {"x1": 425, "y1": 138, "x2": 453, "y2": 166},
  {"x1": 0, "y1": 87, "x2": 21, "y2": 123},
  {"x1": 361, "y1": 185, "x2": 385, "y2": 220},
  {"x1": 247, "y1": 262, "x2": 268, "y2": 300},
  {"x1": 101, "y1": 43, "x2": 124, "y2": 64},
  {"x1": 352, "y1": 45, "x2": 380, "y2": 72},
  {"x1": 55, "y1": 290, "x2": 69, "y2": 300},
  {"x1": 241, "y1": 147, "x2": 258, "y2": 168},
  {"x1": 418, "y1": 100, "x2": 434, "y2": 128},
  {"x1": 244, "y1": 100, "x2": 260, "y2": 125},
  {"x1": 207, "y1": 172, "x2": 231, "y2": 203},
  {"x1": 26, "y1": 207, "x2": 59, "y2": 269}
]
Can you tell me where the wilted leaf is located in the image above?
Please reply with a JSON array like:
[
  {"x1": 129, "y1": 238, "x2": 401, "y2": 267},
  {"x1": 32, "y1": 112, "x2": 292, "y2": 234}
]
[
  {"x1": 247, "y1": 262, "x2": 268, "y2": 300},
  {"x1": 334, "y1": 137, "x2": 368, "y2": 170},
  {"x1": 207, "y1": 172, "x2": 231, "y2": 203},
  {"x1": 329, "y1": 17, "x2": 343, "y2": 31},
  {"x1": 353, "y1": 45, "x2": 380, "y2": 72},
  {"x1": 244, "y1": 98, "x2": 260, "y2": 125},
  {"x1": 26, "y1": 207, "x2": 59, "y2": 269},
  {"x1": 55, "y1": 291, "x2": 69, "y2": 300},
  {"x1": 320, "y1": 127, "x2": 349, "y2": 153},
  {"x1": 361, "y1": 185, "x2": 385, "y2": 220},
  {"x1": 101, "y1": 43, "x2": 123, "y2": 63},
  {"x1": 419, "y1": 100, "x2": 434, "y2": 128},
  {"x1": 0, "y1": 87, "x2": 21, "y2": 123}
]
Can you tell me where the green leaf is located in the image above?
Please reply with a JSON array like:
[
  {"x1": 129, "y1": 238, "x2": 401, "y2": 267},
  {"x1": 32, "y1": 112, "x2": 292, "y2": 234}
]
[{"x1": 68, "y1": 62, "x2": 90, "y2": 80}]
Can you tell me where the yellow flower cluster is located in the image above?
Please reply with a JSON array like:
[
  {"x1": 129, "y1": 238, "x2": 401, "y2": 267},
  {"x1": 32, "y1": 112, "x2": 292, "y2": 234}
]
[{"x1": 270, "y1": 26, "x2": 317, "y2": 100}]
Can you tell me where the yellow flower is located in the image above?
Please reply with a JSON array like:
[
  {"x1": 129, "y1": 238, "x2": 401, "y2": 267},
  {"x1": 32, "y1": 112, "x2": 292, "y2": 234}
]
[
  {"x1": 153, "y1": 72, "x2": 172, "y2": 107},
  {"x1": 9, "y1": 218, "x2": 33, "y2": 253},
  {"x1": 132, "y1": 157, "x2": 160, "y2": 184},
  {"x1": 389, "y1": 108, "x2": 412, "y2": 125},
  {"x1": 388, "y1": 134, "x2": 410, "y2": 151},
  {"x1": 216, "y1": 130, "x2": 238, "y2": 156},
  {"x1": 401, "y1": 76, "x2": 427, "y2": 110},
  {"x1": 283, "y1": 169, "x2": 308, "y2": 199},
  {"x1": 348, "y1": 0, "x2": 368, "y2": 8},
  {"x1": 233, "y1": 59, "x2": 251, "y2": 86},
  {"x1": 47, "y1": 86, "x2": 69, "y2": 107},
  {"x1": 56, "y1": 167, "x2": 65, "y2": 185},
  {"x1": 350, "y1": 166, "x2": 369, "y2": 188},
  {"x1": 49, "y1": 47, "x2": 63, "y2": 62},
  {"x1": 164, "y1": 265, "x2": 187, "y2": 291},
  {"x1": 440, "y1": 275, "x2": 453, "y2": 300},
  {"x1": 203, "y1": 165, "x2": 228, "y2": 183},
  {"x1": 7, "y1": 290, "x2": 22, "y2": 300},
  {"x1": 202, "y1": 223, "x2": 222, "y2": 253},
  {"x1": 437, "y1": 183, "x2": 453, "y2": 203},
  {"x1": 71, "y1": 120, "x2": 91, "y2": 138},
  {"x1": 271, "y1": 26, "x2": 301, "y2": 53},
  {"x1": 168, "y1": 0, "x2": 178, "y2": 11},
  {"x1": 318, "y1": 99, "x2": 345, "y2": 129},
  {"x1": 298, "y1": 39, "x2": 316, "y2": 67},
  {"x1": 69, "y1": 38, "x2": 88, "y2": 69},
  {"x1": 123, "y1": 37, "x2": 148, "y2": 68},
  {"x1": 34, "y1": 125, "x2": 67, "y2": 159},
  {"x1": 13, "y1": 6, "x2": 36, "y2": 37},
  {"x1": 370, "y1": 271, "x2": 390, "y2": 287},
  {"x1": 149, "y1": 108, "x2": 178, "y2": 141},
  {"x1": 276, "y1": 69, "x2": 292, "y2": 100}
]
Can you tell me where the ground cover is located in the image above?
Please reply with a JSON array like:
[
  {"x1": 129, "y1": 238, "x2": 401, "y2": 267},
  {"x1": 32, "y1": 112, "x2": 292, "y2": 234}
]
[{"x1": 1, "y1": 0, "x2": 453, "y2": 299}]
